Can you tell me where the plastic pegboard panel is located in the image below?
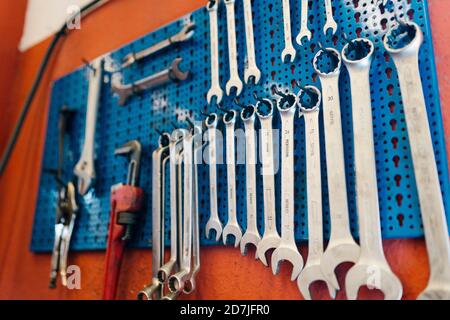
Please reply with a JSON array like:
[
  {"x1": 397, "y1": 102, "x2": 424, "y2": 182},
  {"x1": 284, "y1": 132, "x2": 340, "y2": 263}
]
[{"x1": 31, "y1": 0, "x2": 450, "y2": 252}]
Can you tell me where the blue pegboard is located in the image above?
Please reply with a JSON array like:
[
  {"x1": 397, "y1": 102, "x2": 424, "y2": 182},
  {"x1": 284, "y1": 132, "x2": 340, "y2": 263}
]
[{"x1": 31, "y1": 0, "x2": 450, "y2": 252}]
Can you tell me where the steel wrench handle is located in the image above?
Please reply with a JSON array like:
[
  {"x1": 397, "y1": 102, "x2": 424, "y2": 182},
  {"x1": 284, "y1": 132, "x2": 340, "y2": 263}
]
[
  {"x1": 206, "y1": 1, "x2": 223, "y2": 104},
  {"x1": 281, "y1": 0, "x2": 296, "y2": 62},
  {"x1": 224, "y1": 0, "x2": 243, "y2": 96},
  {"x1": 324, "y1": 0, "x2": 337, "y2": 35},
  {"x1": 243, "y1": 119, "x2": 259, "y2": 233},
  {"x1": 242, "y1": 0, "x2": 261, "y2": 84},
  {"x1": 208, "y1": 127, "x2": 220, "y2": 221},
  {"x1": 225, "y1": 121, "x2": 237, "y2": 224},
  {"x1": 296, "y1": 0, "x2": 311, "y2": 44}
]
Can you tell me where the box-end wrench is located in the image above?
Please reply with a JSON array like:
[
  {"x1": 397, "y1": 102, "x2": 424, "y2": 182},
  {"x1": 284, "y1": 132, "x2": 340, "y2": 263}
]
[
  {"x1": 296, "y1": 86, "x2": 336, "y2": 300},
  {"x1": 242, "y1": 0, "x2": 261, "y2": 85},
  {"x1": 342, "y1": 38, "x2": 402, "y2": 300},
  {"x1": 112, "y1": 58, "x2": 189, "y2": 106},
  {"x1": 240, "y1": 104, "x2": 261, "y2": 258},
  {"x1": 323, "y1": 0, "x2": 337, "y2": 36},
  {"x1": 281, "y1": 0, "x2": 296, "y2": 63},
  {"x1": 313, "y1": 47, "x2": 359, "y2": 290},
  {"x1": 224, "y1": 0, "x2": 243, "y2": 96},
  {"x1": 206, "y1": 0, "x2": 223, "y2": 104},
  {"x1": 256, "y1": 98, "x2": 281, "y2": 266},
  {"x1": 74, "y1": 58, "x2": 103, "y2": 195},
  {"x1": 271, "y1": 88, "x2": 304, "y2": 281},
  {"x1": 205, "y1": 113, "x2": 223, "y2": 241},
  {"x1": 296, "y1": 0, "x2": 311, "y2": 45},
  {"x1": 223, "y1": 110, "x2": 243, "y2": 247},
  {"x1": 138, "y1": 133, "x2": 170, "y2": 300},
  {"x1": 384, "y1": 22, "x2": 450, "y2": 300}
]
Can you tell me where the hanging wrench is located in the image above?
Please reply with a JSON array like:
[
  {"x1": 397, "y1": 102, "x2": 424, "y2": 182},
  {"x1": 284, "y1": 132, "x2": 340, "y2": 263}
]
[
  {"x1": 384, "y1": 22, "x2": 450, "y2": 300},
  {"x1": 223, "y1": 110, "x2": 243, "y2": 247},
  {"x1": 281, "y1": 0, "x2": 296, "y2": 63},
  {"x1": 240, "y1": 104, "x2": 261, "y2": 258},
  {"x1": 342, "y1": 38, "x2": 402, "y2": 300},
  {"x1": 256, "y1": 98, "x2": 281, "y2": 266},
  {"x1": 74, "y1": 58, "x2": 103, "y2": 195},
  {"x1": 205, "y1": 113, "x2": 223, "y2": 241},
  {"x1": 313, "y1": 47, "x2": 359, "y2": 290},
  {"x1": 271, "y1": 88, "x2": 304, "y2": 281},
  {"x1": 242, "y1": 0, "x2": 261, "y2": 85},
  {"x1": 206, "y1": 0, "x2": 223, "y2": 104},
  {"x1": 323, "y1": 0, "x2": 337, "y2": 35},
  {"x1": 296, "y1": 0, "x2": 311, "y2": 45},
  {"x1": 296, "y1": 86, "x2": 336, "y2": 300},
  {"x1": 224, "y1": 0, "x2": 243, "y2": 96}
]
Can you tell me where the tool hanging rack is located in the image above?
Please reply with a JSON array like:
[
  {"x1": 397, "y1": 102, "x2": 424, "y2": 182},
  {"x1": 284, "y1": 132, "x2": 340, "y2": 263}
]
[{"x1": 31, "y1": 0, "x2": 450, "y2": 252}]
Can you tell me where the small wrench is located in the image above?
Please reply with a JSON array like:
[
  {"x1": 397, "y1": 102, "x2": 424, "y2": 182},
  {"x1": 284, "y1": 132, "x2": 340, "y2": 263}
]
[
  {"x1": 342, "y1": 38, "x2": 402, "y2": 300},
  {"x1": 313, "y1": 47, "x2": 359, "y2": 290},
  {"x1": 112, "y1": 58, "x2": 189, "y2": 105},
  {"x1": 323, "y1": 0, "x2": 337, "y2": 35},
  {"x1": 205, "y1": 114, "x2": 223, "y2": 241},
  {"x1": 240, "y1": 104, "x2": 261, "y2": 258},
  {"x1": 296, "y1": 0, "x2": 312, "y2": 45},
  {"x1": 271, "y1": 88, "x2": 304, "y2": 281},
  {"x1": 296, "y1": 86, "x2": 336, "y2": 300},
  {"x1": 281, "y1": 0, "x2": 296, "y2": 63},
  {"x1": 242, "y1": 0, "x2": 261, "y2": 84},
  {"x1": 223, "y1": 110, "x2": 243, "y2": 247},
  {"x1": 256, "y1": 98, "x2": 281, "y2": 266},
  {"x1": 224, "y1": 0, "x2": 244, "y2": 96},
  {"x1": 384, "y1": 22, "x2": 450, "y2": 300},
  {"x1": 206, "y1": 0, "x2": 223, "y2": 104},
  {"x1": 74, "y1": 58, "x2": 103, "y2": 195}
]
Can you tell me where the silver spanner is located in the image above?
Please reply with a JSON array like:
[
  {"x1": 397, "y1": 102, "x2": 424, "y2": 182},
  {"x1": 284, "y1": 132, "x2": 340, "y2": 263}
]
[
  {"x1": 296, "y1": 0, "x2": 311, "y2": 45},
  {"x1": 313, "y1": 47, "x2": 359, "y2": 291},
  {"x1": 342, "y1": 38, "x2": 402, "y2": 300},
  {"x1": 384, "y1": 22, "x2": 450, "y2": 300},
  {"x1": 240, "y1": 104, "x2": 261, "y2": 258},
  {"x1": 323, "y1": 0, "x2": 337, "y2": 35},
  {"x1": 281, "y1": 0, "x2": 296, "y2": 63},
  {"x1": 296, "y1": 86, "x2": 336, "y2": 300},
  {"x1": 271, "y1": 88, "x2": 304, "y2": 281},
  {"x1": 74, "y1": 58, "x2": 103, "y2": 195},
  {"x1": 224, "y1": 0, "x2": 243, "y2": 96},
  {"x1": 206, "y1": 0, "x2": 223, "y2": 104},
  {"x1": 256, "y1": 98, "x2": 281, "y2": 266},
  {"x1": 242, "y1": 0, "x2": 261, "y2": 85}
]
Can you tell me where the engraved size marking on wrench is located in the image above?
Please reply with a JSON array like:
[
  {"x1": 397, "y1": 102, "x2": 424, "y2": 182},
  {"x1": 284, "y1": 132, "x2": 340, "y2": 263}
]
[
  {"x1": 242, "y1": 0, "x2": 261, "y2": 84},
  {"x1": 313, "y1": 48, "x2": 359, "y2": 291},
  {"x1": 296, "y1": 86, "x2": 336, "y2": 300},
  {"x1": 342, "y1": 38, "x2": 402, "y2": 300},
  {"x1": 296, "y1": 0, "x2": 311, "y2": 45},
  {"x1": 224, "y1": 0, "x2": 243, "y2": 96},
  {"x1": 240, "y1": 105, "x2": 261, "y2": 258},
  {"x1": 74, "y1": 58, "x2": 103, "y2": 195},
  {"x1": 323, "y1": 0, "x2": 337, "y2": 35},
  {"x1": 384, "y1": 22, "x2": 450, "y2": 300},
  {"x1": 256, "y1": 99, "x2": 281, "y2": 266},
  {"x1": 272, "y1": 90, "x2": 304, "y2": 281},
  {"x1": 206, "y1": 1, "x2": 223, "y2": 104},
  {"x1": 223, "y1": 110, "x2": 243, "y2": 247},
  {"x1": 281, "y1": 0, "x2": 296, "y2": 62}
]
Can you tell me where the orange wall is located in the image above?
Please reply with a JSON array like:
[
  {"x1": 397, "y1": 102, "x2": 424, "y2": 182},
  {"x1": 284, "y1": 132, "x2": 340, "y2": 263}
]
[{"x1": 0, "y1": 0, "x2": 449, "y2": 300}]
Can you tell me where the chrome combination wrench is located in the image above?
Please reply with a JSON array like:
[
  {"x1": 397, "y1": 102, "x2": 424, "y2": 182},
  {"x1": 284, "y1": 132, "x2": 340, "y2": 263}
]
[
  {"x1": 281, "y1": 0, "x2": 296, "y2": 63},
  {"x1": 224, "y1": 0, "x2": 243, "y2": 96},
  {"x1": 384, "y1": 22, "x2": 450, "y2": 300},
  {"x1": 242, "y1": 0, "x2": 261, "y2": 84},
  {"x1": 296, "y1": 0, "x2": 311, "y2": 45},
  {"x1": 296, "y1": 86, "x2": 336, "y2": 300},
  {"x1": 323, "y1": 0, "x2": 337, "y2": 35},
  {"x1": 313, "y1": 47, "x2": 359, "y2": 291},
  {"x1": 271, "y1": 88, "x2": 304, "y2": 281},
  {"x1": 342, "y1": 38, "x2": 402, "y2": 300}
]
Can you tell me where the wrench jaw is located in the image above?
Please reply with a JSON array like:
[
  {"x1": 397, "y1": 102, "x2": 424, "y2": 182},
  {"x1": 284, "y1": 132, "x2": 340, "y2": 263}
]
[
  {"x1": 226, "y1": 79, "x2": 244, "y2": 97},
  {"x1": 345, "y1": 263, "x2": 403, "y2": 300},
  {"x1": 341, "y1": 38, "x2": 375, "y2": 69},
  {"x1": 256, "y1": 236, "x2": 281, "y2": 267},
  {"x1": 383, "y1": 21, "x2": 423, "y2": 57},
  {"x1": 281, "y1": 47, "x2": 296, "y2": 64},
  {"x1": 297, "y1": 264, "x2": 336, "y2": 300},
  {"x1": 222, "y1": 224, "x2": 243, "y2": 248},
  {"x1": 168, "y1": 270, "x2": 190, "y2": 294},
  {"x1": 244, "y1": 67, "x2": 262, "y2": 86},
  {"x1": 205, "y1": 219, "x2": 223, "y2": 242},
  {"x1": 207, "y1": 87, "x2": 224, "y2": 106},
  {"x1": 271, "y1": 246, "x2": 304, "y2": 281},
  {"x1": 74, "y1": 160, "x2": 95, "y2": 195},
  {"x1": 170, "y1": 58, "x2": 190, "y2": 82},
  {"x1": 240, "y1": 232, "x2": 262, "y2": 259},
  {"x1": 323, "y1": 20, "x2": 338, "y2": 36},
  {"x1": 296, "y1": 30, "x2": 312, "y2": 47}
]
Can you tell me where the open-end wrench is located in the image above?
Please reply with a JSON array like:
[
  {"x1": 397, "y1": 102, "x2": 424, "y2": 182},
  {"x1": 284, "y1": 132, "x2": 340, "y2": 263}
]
[
  {"x1": 121, "y1": 22, "x2": 196, "y2": 68},
  {"x1": 281, "y1": 0, "x2": 296, "y2": 63},
  {"x1": 138, "y1": 133, "x2": 170, "y2": 300},
  {"x1": 296, "y1": 86, "x2": 336, "y2": 300},
  {"x1": 112, "y1": 58, "x2": 190, "y2": 105},
  {"x1": 296, "y1": 0, "x2": 311, "y2": 45},
  {"x1": 205, "y1": 113, "x2": 223, "y2": 241},
  {"x1": 223, "y1": 110, "x2": 243, "y2": 247},
  {"x1": 342, "y1": 38, "x2": 402, "y2": 300},
  {"x1": 384, "y1": 22, "x2": 450, "y2": 300},
  {"x1": 74, "y1": 58, "x2": 103, "y2": 195},
  {"x1": 323, "y1": 0, "x2": 337, "y2": 35},
  {"x1": 224, "y1": 0, "x2": 244, "y2": 96},
  {"x1": 256, "y1": 98, "x2": 281, "y2": 266},
  {"x1": 242, "y1": 0, "x2": 261, "y2": 85},
  {"x1": 240, "y1": 104, "x2": 261, "y2": 258},
  {"x1": 313, "y1": 47, "x2": 359, "y2": 290},
  {"x1": 271, "y1": 88, "x2": 304, "y2": 281},
  {"x1": 206, "y1": 0, "x2": 223, "y2": 104}
]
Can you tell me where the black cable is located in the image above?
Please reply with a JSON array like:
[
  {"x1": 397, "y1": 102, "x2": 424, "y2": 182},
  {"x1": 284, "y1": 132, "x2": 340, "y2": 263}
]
[{"x1": 0, "y1": 0, "x2": 108, "y2": 177}]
